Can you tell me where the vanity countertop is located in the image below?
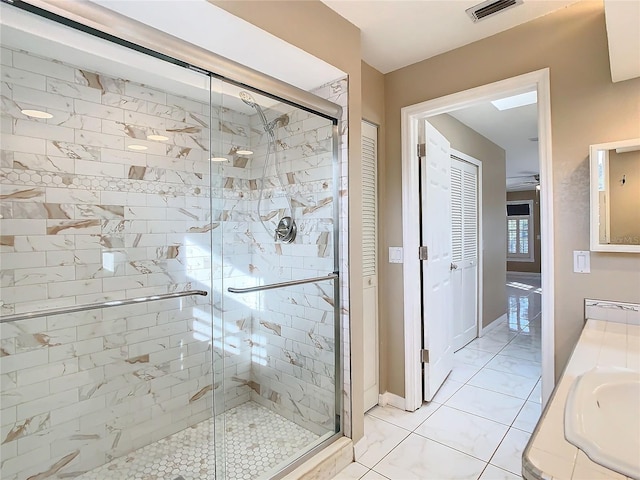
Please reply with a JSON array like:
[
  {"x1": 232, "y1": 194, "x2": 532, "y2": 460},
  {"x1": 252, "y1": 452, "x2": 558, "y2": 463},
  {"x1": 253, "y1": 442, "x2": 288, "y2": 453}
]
[{"x1": 523, "y1": 317, "x2": 640, "y2": 480}]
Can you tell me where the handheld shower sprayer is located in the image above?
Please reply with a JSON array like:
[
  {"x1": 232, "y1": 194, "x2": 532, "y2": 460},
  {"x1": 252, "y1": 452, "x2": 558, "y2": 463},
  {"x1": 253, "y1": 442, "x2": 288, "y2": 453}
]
[{"x1": 239, "y1": 91, "x2": 296, "y2": 243}]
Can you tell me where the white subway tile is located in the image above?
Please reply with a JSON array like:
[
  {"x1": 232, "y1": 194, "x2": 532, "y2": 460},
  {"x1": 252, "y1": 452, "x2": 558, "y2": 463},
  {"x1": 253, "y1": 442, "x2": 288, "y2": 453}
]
[
  {"x1": 124, "y1": 83, "x2": 167, "y2": 104},
  {"x1": 45, "y1": 187, "x2": 100, "y2": 204},
  {"x1": 74, "y1": 99, "x2": 124, "y2": 122},
  {"x1": 45, "y1": 140, "x2": 99, "y2": 160},
  {"x1": 19, "y1": 152, "x2": 76, "y2": 174},
  {"x1": 49, "y1": 366, "x2": 105, "y2": 394},
  {"x1": 0, "y1": 348, "x2": 49, "y2": 374},
  {"x1": 47, "y1": 310, "x2": 101, "y2": 331},
  {"x1": 100, "y1": 147, "x2": 146, "y2": 167},
  {"x1": 50, "y1": 395, "x2": 105, "y2": 426},
  {"x1": 76, "y1": 317, "x2": 126, "y2": 341},
  {"x1": 0, "y1": 444, "x2": 50, "y2": 476},
  {"x1": 101, "y1": 92, "x2": 147, "y2": 112},
  {"x1": 0, "y1": 284, "x2": 48, "y2": 306},
  {"x1": 48, "y1": 278, "x2": 103, "y2": 299},
  {"x1": 46, "y1": 111, "x2": 101, "y2": 133},
  {"x1": 0, "y1": 219, "x2": 46, "y2": 236},
  {"x1": 1, "y1": 65, "x2": 46, "y2": 90},
  {"x1": 47, "y1": 78, "x2": 101, "y2": 103},
  {"x1": 12, "y1": 84, "x2": 74, "y2": 112},
  {"x1": 0, "y1": 133, "x2": 46, "y2": 154},
  {"x1": 13, "y1": 234, "x2": 74, "y2": 252},
  {"x1": 78, "y1": 347, "x2": 127, "y2": 370},
  {"x1": 75, "y1": 130, "x2": 124, "y2": 149},
  {"x1": 13, "y1": 52, "x2": 76, "y2": 81},
  {"x1": 48, "y1": 338, "x2": 103, "y2": 363},
  {"x1": 13, "y1": 265, "x2": 75, "y2": 286},
  {"x1": 17, "y1": 358, "x2": 79, "y2": 387},
  {"x1": 74, "y1": 158, "x2": 124, "y2": 178},
  {"x1": 0, "y1": 251, "x2": 46, "y2": 270},
  {"x1": 14, "y1": 119, "x2": 75, "y2": 143}
]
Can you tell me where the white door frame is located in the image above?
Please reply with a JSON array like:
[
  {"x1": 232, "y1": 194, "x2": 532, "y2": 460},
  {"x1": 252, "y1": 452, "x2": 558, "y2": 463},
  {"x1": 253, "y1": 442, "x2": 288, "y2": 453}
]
[
  {"x1": 401, "y1": 69, "x2": 555, "y2": 411},
  {"x1": 450, "y1": 149, "x2": 483, "y2": 348}
]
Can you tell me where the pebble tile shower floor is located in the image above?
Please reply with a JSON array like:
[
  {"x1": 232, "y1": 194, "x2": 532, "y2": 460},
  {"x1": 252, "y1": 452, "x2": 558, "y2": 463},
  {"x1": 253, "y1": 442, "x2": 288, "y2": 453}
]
[{"x1": 78, "y1": 402, "x2": 319, "y2": 480}]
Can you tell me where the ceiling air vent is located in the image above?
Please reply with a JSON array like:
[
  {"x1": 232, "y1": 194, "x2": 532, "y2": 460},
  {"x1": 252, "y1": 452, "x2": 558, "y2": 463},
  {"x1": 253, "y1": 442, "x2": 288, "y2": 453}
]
[{"x1": 466, "y1": 0, "x2": 523, "y2": 23}]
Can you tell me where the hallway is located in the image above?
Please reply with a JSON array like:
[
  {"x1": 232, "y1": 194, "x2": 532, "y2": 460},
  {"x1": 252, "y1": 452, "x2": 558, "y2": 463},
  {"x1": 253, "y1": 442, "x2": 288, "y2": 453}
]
[{"x1": 337, "y1": 273, "x2": 542, "y2": 479}]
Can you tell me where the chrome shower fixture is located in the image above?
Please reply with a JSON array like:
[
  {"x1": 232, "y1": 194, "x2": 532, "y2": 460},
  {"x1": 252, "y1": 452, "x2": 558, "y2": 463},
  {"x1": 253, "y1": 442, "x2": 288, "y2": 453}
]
[
  {"x1": 239, "y1": 90, "x2": 297, "y2": 243},
  {"x1": 275, "y1": 216, "x2": 297, "y2": 243}
]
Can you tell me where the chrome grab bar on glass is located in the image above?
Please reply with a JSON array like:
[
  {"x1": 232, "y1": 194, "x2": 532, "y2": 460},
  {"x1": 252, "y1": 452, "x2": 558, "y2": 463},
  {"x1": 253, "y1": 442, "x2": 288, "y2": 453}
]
[
  {"x1": 0, "y1": 290, "x2": 208, "y2": 323},
  {"x1": 227, "y1": 273, "x2": 339, "y2": 294}
]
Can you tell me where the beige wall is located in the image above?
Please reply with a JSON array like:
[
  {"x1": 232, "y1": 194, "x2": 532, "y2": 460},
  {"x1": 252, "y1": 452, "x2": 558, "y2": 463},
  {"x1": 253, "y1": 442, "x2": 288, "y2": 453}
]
[
  {"x1": 210, "y1": 0, "x2": 366, "y2": 442},
  {"x1": 361, "y1": 61, "x2": 387, "y2": 392},
  {"x1": 608, "y1": 150, "x2": 640, "y2": 244},
  {"x1": 507, "y1": 190, "x2": 542, "y2": 274},
  {"x1": 383, "y1": 0, "x2": 640, "y2": 392},
  {"x1": 428, "y1": 115, "x2": 507, "y2": 332}
]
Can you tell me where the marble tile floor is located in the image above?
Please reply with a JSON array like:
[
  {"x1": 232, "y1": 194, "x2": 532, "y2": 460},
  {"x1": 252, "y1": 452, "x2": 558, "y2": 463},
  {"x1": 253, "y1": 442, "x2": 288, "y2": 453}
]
[
  {"x1": 335, "y1": 273, "x2": 542, "y2": 480},
  {"x1": 78, "y1": 401, "x2": 319, "y2": 480}
]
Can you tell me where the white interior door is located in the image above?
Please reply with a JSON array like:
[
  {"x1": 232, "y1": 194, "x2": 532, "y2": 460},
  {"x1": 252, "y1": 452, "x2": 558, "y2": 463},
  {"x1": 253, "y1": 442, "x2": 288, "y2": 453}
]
[
  {"x1": 451, "y1": 157, "x2": 479, "y2": 351},
  {"x1": 421, "y1": 121, "x2": 454, "y2": 402},
  {"x1": 362, "y1": 121, "x2": 379, "y2": 411}
]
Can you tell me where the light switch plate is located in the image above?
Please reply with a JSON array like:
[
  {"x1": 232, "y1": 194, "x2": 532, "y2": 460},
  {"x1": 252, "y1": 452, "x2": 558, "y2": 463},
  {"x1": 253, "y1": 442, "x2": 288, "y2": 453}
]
[
  {"x1": 573, "y1": 250, "x2": 590, "y2": 273},
  {"x1": 389, "y1": 247, "x2": 404, "y2": 264}
]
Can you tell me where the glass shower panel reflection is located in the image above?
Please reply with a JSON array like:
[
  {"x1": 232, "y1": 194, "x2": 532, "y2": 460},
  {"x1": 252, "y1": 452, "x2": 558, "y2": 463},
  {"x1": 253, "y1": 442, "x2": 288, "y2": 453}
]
[
  {"x1": 218, "y1": 85, "x2": 339, "y2": 477},
  {"x1": 0, "y1": 12, "x2": 220, "y2": 479}
]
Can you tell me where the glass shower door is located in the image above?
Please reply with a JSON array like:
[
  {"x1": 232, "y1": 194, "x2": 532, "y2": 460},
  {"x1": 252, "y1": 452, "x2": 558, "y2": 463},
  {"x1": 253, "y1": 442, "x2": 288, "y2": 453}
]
[
  {"x1": 0, "y1": 7, "x2": 222, "y2": 479},
  {"x1": 215, "y1": 84, "x2": 341, "y2": 478}
]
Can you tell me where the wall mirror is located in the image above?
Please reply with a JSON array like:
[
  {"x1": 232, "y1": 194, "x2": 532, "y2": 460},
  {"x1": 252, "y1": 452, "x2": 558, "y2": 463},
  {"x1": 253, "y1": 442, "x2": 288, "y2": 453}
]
[{"x1": 590, "y1": 138, "x2": 640, "y2": 252}]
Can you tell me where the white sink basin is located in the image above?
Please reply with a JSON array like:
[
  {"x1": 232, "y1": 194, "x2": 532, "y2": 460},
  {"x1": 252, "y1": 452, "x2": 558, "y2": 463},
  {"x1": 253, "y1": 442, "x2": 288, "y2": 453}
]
[{"x1": 564, "y1": 367, "x2": 640, "y2": 479}]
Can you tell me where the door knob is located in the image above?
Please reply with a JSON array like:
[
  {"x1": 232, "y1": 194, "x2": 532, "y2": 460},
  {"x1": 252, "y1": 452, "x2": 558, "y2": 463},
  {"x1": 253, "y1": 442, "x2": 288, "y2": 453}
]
[{"x1": 450, "y1": 263, "x2": 458, "y2": 270}]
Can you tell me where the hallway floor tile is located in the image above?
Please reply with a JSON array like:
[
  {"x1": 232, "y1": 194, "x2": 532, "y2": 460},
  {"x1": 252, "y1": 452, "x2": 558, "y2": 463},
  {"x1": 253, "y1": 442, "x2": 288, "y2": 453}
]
[{"x1": 334, "y1": 273, "x2": 542, "y2": 480}]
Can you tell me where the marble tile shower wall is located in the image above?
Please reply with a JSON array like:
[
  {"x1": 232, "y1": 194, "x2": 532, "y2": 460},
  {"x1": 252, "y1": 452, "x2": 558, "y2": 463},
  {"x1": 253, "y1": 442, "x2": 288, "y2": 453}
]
[
  {"x1": 0, "y1": 47, "x2": 218, "y2": 479},
  {"x1": 236, "y1": 81, "x2": 347, "y2": 435}
]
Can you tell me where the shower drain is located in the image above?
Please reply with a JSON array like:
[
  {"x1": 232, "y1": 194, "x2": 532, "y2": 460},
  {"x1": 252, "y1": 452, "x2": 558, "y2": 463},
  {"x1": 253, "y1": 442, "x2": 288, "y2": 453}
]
[{"x1": 173, "y1": 477, "x2": 185, "y2": 480}]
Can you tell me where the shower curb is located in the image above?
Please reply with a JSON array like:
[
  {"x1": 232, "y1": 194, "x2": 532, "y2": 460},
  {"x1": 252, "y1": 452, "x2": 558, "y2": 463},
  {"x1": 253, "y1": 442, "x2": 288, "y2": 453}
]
[{"x1": 281, "y1": 437, "x2": 353, "y2": 480}]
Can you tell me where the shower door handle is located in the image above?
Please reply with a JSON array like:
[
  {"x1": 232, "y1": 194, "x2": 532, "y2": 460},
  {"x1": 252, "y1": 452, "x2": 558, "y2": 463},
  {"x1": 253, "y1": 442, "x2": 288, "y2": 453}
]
[{"x1": 227, "y1": 273, "x2": 338, "y2": 294}]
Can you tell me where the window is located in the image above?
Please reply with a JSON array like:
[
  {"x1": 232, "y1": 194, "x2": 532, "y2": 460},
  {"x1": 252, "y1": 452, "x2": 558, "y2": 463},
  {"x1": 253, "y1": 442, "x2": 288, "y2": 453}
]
[{"x1": 507, "y1": 200, "x2": 534, "y2": 262}]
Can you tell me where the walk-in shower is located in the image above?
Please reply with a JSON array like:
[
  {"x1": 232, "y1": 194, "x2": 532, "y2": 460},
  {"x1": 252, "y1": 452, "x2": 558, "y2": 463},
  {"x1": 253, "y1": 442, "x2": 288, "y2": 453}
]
[{"x1": 0, "y1": 1, "x2": 344, "y2": 479}]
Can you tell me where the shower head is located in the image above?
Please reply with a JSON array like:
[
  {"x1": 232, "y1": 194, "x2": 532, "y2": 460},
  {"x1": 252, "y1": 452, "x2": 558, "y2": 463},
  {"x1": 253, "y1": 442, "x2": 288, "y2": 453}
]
[
  {"x1": 239, "y1": 90, "x2": 275, "y2": 137},
  {"x1": 239, "y1": 91, "x2": 259, "y2": 108}
]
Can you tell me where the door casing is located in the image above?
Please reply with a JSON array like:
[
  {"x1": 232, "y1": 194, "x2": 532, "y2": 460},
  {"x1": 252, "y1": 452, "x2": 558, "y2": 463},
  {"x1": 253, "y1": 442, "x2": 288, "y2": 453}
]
[{"x1": 401, "y1": 69, "x2": 555, "y2": 412}]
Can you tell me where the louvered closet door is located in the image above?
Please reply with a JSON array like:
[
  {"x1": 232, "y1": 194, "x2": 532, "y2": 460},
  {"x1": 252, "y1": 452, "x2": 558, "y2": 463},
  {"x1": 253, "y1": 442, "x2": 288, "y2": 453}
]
[
  {"x1": 451, "y1": 156, "x2": 479, "y2": 351},
  {"x1": 362, "y1": 121, "x2": 379, "y2": 411}
]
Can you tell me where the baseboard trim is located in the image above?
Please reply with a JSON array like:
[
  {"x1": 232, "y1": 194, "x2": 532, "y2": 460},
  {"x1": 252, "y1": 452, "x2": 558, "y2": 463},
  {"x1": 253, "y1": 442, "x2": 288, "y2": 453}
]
[
  {"x1": 480, "y1": 313, "x2": 507, "y2": 337},
  {"x1": 378, "y1": 391, "x2": 406, "y2": 410},
  {"x1": 353, "y1": 435, "x2": 368, "y2": 461}
]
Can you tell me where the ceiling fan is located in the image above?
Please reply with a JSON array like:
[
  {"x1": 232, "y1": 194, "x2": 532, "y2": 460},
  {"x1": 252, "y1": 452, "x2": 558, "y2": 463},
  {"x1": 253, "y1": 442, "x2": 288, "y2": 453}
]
[{"x1": 507, "y1": 173, "x2": 540, "y2": 190}]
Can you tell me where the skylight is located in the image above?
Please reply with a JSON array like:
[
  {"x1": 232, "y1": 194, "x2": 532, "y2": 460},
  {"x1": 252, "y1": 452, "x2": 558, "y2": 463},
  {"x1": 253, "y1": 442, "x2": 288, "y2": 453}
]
[{"x1": 491, "y1": 91, "x2": 537, "y2": 110}]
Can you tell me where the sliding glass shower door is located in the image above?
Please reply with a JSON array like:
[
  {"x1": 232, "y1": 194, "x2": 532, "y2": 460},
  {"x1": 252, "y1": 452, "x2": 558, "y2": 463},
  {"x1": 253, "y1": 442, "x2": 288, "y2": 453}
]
[
  {"x1": 0, "y1": 2, "x2": 342, "y2": 479},
  {"x1": 0, "y1": 7, "x2": 221, "y2": 478},
  {"x1": 215, "y1": 85, "x2": 340, "y2": 477}
]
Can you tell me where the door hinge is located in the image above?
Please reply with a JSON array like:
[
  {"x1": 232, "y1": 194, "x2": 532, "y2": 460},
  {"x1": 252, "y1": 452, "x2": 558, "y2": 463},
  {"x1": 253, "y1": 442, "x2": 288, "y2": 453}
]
[
  {"x1": 417, "y1": 143, "x2": 426, "y2": 158},
  {"x1": 418, "y1": 246, "x2": 428, "y2": 261},
  {"x1": 420, "y1": 349, "x2": 430, "y2": 363}
]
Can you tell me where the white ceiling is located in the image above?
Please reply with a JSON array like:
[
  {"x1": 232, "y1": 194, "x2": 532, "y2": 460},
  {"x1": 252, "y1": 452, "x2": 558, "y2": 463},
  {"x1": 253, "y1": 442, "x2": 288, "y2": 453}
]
[
  {"x1": 322, "y1": 0, "x2": 638, "y2": 191},
  {"x1": 448, "y1": 99, "x2": 539, "y2": 189},
  {"x1": 322, "y1": 0, "x2": 579, "y2": 74},
  {"x1": 91, "y1": 0, "x2": 345, "y2": 93}
]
